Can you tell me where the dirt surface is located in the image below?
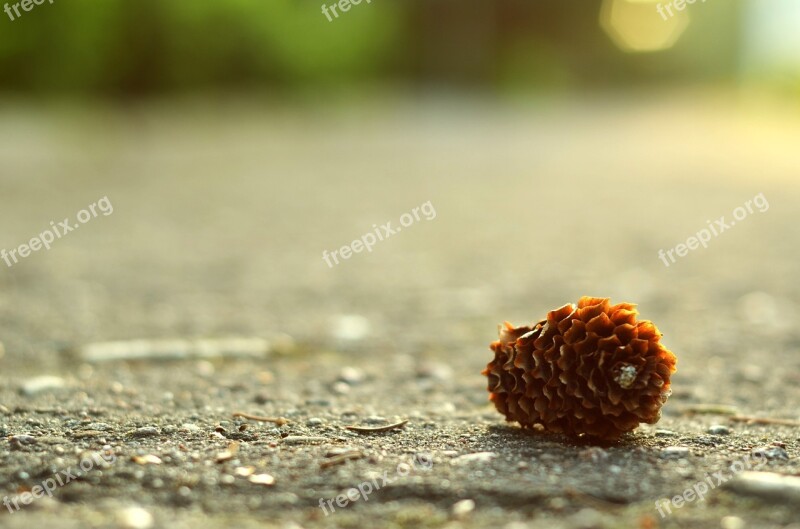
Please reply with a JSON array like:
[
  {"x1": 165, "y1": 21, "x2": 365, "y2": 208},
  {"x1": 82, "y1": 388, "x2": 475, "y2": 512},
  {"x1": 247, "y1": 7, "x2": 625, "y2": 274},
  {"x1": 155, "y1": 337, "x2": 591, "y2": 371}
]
[{"x1": 1, "y1": 93, "x2": 799, "y2": 529}]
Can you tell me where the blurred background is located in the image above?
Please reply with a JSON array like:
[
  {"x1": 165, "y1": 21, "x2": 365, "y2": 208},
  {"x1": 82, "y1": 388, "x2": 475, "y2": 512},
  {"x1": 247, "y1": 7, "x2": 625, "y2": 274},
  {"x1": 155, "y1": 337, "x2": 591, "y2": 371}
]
[
  {"x1": 0, "y1": 0, "x2": 798, "y2": 98},
  {"x1": 0, "y1": 0, "x2": 798, "y2": 379}
]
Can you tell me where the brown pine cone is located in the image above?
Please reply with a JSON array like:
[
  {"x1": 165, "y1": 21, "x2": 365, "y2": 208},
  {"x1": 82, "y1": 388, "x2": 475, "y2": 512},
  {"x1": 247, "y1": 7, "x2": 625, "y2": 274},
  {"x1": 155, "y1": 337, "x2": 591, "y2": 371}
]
[{"x1": 482, "y1": 297, "x2": 677, "y2": 440}]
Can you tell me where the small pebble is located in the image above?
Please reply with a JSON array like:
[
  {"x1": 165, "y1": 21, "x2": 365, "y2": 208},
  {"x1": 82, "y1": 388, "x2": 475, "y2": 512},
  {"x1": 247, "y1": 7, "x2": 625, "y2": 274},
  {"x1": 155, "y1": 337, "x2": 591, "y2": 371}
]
[
  {"x1": 215, "y1": 443, "x2": 239, "y2": 463},
  {"x1": 451, "y1": 452, "x2": 497, "y2": 465},
  {"x1": 708, "y1": 425, "x2": 731, "y2": 435},
  {"x1": 253, "y1": 393, "x2": 271, "y2": 405},
  {"x1": 235, "y1": 466, "x2": 255, "y2": 477},
  {"x1": 86, "y1": 423, "x2": 113, "y2": 431},
  {"x1": 725, "y1": 471, "x2": 800, "y2": 503},
  {"x1": 451, "y1": 499, "x2": 475, "y2": 518},
  {"x1": 661, "y1": 446, "x2": 691, "y2": 459},
  {"x1": 20, "y1": 376, "x2": 66, "y2": 396},
  {"x1": 9, "y1": 434, "x2": 37, "y2": 447},
  {"x1": 195, "y1": 361, "x2": 215, "y2": 377},
  {"x1": 655, "y1": 429, "x2": 678, "y2": 437},
  {"x1": 129, "y1": 427, "x2": 160, "y2": 438},
  {"x1": 326, "y1": 447, "x2": 359, "y2": 457},
  {"x1": 331, "y1": 314, "x2": 370, "y2": 342},
  {"x1": 435, "y1": 402, "x2": 457, "y2": 414},
  {"x1": 307, "y1": 418, "x2": 324, "y2": 426},
  {"x1": 132, "y1": 455, "x2": 162, "y2": 466},
  {"x1": 752, "y1": 445, "x2": 789, "y2": 460},
  {"x1": 249, "y1": 473, "x2": 276, "y2": 486},
  {"x1": 116, "y1": 506, "x2": 154, "y2": 529},
  {"x1": 720, "y1": 516, "x2": 746, "y2": 529},
  {"x1": 338, "y1": 367, "x2": 365, "y2": 385},
  {"x1": 331, "y1": 382, "x2": 350, "y2": 395}
]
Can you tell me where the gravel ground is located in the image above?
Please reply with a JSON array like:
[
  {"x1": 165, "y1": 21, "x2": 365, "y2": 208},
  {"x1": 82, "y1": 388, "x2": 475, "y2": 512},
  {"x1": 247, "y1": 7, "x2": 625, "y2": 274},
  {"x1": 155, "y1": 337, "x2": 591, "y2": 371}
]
[{"x1": 0, "y1": 93, "x2": 799, "y2": 529}]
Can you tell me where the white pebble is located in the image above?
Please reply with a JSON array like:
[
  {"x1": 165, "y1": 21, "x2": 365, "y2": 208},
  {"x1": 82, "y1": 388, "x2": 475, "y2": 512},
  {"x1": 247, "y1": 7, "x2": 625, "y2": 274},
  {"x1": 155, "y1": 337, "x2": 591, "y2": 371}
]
[
  {"x1": 720, "y1": 516, "x2": 746, "y2": 529},
  {"x1": 249, "y1": 473, "x2": 276, "y2": 486},
  {"x1": 451, "y1": 499, "x2": 475, "y2": 518},
  {"x1": 725, "y1": 472, "x2": 800, "y2": 503},
  {"x1": 451, "y1": 452, "x2": 497, "y2": 465},
  {"x1": 116, "y1": 506, "x2": 154, "y2": 529},
  {"x1": 331, "y1": 314, "x2": 370, "y2": 342},
  {"x1": 20, "y1": 376, "x2": 66, "y2": 396}
]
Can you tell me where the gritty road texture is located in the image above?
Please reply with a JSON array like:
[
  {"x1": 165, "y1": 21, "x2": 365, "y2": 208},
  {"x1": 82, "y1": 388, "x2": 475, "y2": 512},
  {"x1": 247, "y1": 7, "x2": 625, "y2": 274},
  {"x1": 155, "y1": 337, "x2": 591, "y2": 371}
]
[{"x1": 0, "y1": 94, "x2": 799, "y2": 529}]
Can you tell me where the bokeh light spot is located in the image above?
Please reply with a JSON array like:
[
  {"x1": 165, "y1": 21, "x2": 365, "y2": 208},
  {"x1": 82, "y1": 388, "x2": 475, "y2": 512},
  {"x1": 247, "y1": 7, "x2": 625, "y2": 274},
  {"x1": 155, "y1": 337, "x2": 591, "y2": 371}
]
[{"x1": 600, "y1": 0, "x2": 689, "y2": 53}]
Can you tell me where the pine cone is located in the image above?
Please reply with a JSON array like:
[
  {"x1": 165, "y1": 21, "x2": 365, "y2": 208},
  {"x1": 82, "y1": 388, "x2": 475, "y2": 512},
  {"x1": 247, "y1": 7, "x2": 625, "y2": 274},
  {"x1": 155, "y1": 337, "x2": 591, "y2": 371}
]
[{"x1": 482, "y1": 297, "x2": 677, "y2": 439}]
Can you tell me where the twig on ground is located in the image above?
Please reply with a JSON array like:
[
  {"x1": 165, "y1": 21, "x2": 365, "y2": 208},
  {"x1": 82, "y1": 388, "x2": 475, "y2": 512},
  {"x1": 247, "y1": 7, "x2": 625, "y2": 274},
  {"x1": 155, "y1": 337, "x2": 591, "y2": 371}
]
[
  {"x1": 70, "y1": 338, "x2": 274, "y2": 363},
  {"x1": 232, "y1": 412, "x2": 289, "y2": 426},
  {"x1": 320, "y1": 451, "x2": 364, "y2": 468},
  {"x1": 346, "y1": 420, "x2": 408, "y2": 433},
  {"x1": 680, "y1": 404, "x2": 739, "y2": 416},
  {"x1": 730, "y1": 415, "x2": 800, "y2": 427}
]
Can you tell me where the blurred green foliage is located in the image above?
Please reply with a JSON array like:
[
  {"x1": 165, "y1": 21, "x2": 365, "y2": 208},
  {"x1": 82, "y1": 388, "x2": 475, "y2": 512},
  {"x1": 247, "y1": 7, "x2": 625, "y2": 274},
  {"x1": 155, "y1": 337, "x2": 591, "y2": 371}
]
[
  {"x1": 0, "y1": 0, "x2": 754, "y2": 98},
  {"x1": 0, "y1": 0, "x2": 405, "y2": 96}
]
